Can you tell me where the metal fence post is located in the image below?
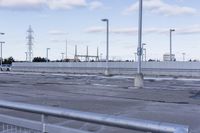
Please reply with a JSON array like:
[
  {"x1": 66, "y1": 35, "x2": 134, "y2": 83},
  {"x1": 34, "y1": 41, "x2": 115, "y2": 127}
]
[{"x1": 41, "y1": 114, "x2": 48, "y2": 133}]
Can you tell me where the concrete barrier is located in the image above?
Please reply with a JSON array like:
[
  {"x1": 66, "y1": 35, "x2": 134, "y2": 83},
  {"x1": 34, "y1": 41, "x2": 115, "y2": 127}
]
[{"x1": 12, "y1": 62, "x2": 200, "y2": 77}]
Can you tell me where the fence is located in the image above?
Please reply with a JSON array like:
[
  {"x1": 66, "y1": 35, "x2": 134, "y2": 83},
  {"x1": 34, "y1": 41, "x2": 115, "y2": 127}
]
[
  {"x1": 0, "y1": 100, "x2": 189, "y2": 133},
  {"x1": 12, "y1": 62, "x2": 200, "y2": 77}
]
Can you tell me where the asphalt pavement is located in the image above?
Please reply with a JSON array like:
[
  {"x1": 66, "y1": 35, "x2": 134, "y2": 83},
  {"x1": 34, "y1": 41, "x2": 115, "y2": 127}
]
[{"x1": 0, "y1": 72, "x2": 199, "y2": 133}]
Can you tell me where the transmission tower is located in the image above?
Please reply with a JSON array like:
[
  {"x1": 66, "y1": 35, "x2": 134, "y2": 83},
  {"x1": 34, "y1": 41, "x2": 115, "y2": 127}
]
[{"x1": 26, "y1": 25, "x2": 34, "y2": 62}]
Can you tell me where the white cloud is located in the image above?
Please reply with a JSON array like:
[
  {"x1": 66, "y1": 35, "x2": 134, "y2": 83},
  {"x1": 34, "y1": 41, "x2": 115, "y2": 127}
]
[
  {"x1": 176, "y1": 25, "x2": 200, "y2": 35},
  {"x1": 85, "y1": 26, "x2": 167, "y2": 35},
  {"x1": 123, "y1": 0, "x2": 197, "y2": 16},
  {"x1": 85, "y1": 26, "x2": 105, "y2": 33},
  {"x1": 89, "y1": 1, "x2": 103, "y2": 10},
  {"x1": 0, "y1": 0, "x2": 45, "y2": 10},
  {"x1": 47, "y1": 0, "x2": 87, "y2": 10},
  {"x1": 85, "y1": 25, "x2": 200, "y2": 35},
  {"x1": 0, "y1": 0, "x2": 88, "y2": 10},
  {"x1": 111, "y1": 28, "x2": 138, "y2": 34},
  {"x1": 49, "y1": 30, "x2": 68, "y2": 35}
]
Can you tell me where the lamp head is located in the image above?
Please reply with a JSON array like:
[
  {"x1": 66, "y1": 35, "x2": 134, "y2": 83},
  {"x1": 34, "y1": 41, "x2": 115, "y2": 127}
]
[
  {"x1": 101, "y1": 19, "x2": 108, "y2": 22},
  {"x1": 170, "y1": 29, "x2": 175, "y2": 32}
]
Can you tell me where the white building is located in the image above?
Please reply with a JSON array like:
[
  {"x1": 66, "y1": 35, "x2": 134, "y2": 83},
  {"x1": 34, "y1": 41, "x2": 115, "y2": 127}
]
[{"x1": 163, "y1": 54, "x2": 176, "y2": 61}]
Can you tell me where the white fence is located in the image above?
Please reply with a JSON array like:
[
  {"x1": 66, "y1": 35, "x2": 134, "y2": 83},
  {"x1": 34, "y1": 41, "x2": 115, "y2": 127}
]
[{"x1": 12, "y1": 62, "x2": 200, "y2": 77}]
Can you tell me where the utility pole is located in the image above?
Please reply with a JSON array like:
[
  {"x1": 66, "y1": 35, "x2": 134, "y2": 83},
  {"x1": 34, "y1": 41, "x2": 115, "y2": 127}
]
[
  {"x1": 143, "y1": 48, "x2": 147, "y2": 62},
  {"x1": 101, "y1": 18, "x2": 109, "y2": 76},
  {"x1": 25, "y1": 52, "x2": 28, "y2": 61},
  {"x1": 96, "y1": 47, "x2": 99, "y2": 61},
  {"x1": 170, "y1": 29, "x2": 175, "y2": 61},
  {"x1": 135, "y1": 0, "x2": 144, "y2": 88},
  {"x1": 61, "y1": 53, "x2": 64, "y2": 62},
  {"x1": 142, "y1": 43, "x2": 146, "y2": 62},
  {"x1": 46, "y1": 48, "x2": 50, "y2": 62},
  {"x1": 0, "y1": 33, "x2": 5, "y2": 70},
  {"x1": 74, "y1": 45, "x2": 77, "y2": 61},
  {"x1": 182, "y1": 53, "x2": 186, "y2": 62},
  {"x1": 86, "y1": 46, "x2": 89, "y2": 62},
  {"x1": 27, "y1": 26, "x2": 34, "y2": 62},
  {"x1": 0, "y1": 42, "x2": 5, "y2": 70},
  {"x1": 134, "y1": 52, "x2": 137, "y2": 62},
  {"x1": 66, "y1": 40, "x2": 68, "y2": 59}
]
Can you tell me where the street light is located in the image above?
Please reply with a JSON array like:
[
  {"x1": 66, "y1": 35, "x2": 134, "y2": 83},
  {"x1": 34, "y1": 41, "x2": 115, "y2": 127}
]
[
  {"x1": 134, "y1": 52, "x2": 137, "y2": 62},
  {"x1": 142, "y1": 43, "x2": 146, "y2": 62},
  {"x1": 46, "y1": 48, "x2": 50, "y2": 62},
  {"x1": 101, "y1": 18, "x2": 109, "y2": 76},
  {"x1": 61, "y1": 53, "x2": 64, "y2": 62},
  {"x1": 143, "y1": 48, "x2": 147, "y2": 62},
  {"x1": 170, "y1": 29, "x2": 175, "y2": 61},
  {"x1": 135, "y1": 0, "x2": 144, "y2": 88},
  {"x1": 0, "y1": 41, "x2": 5, "y2": 70},
  {"x1": 66, "y1": 40, "x2": 68, "y2": 60},
  {"x1": 182, "y1": 53, "x2": 186, "y2": 62},
  {"x1": 25, "y1": 52, "x2": 28, "y2": 61}
]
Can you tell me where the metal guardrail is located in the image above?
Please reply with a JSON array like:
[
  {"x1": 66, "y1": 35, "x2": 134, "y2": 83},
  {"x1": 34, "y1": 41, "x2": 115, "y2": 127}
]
[
  {"x1": 0, "y1": 114, "x2": 89, "y2": 133},
  {"x1": 0, "y1": 100, "x2": 189, "y2": 133}
]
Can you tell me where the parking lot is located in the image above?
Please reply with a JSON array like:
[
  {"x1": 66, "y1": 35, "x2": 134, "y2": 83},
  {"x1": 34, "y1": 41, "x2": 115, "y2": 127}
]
[{"x1": 0, "y1": 72, "x2": 200, "y2": 133}]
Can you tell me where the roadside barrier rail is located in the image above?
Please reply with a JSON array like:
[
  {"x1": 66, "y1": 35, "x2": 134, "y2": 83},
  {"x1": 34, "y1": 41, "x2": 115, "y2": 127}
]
[{"x1": 0, "y1": 100, "x2": 189, "y2": 133}]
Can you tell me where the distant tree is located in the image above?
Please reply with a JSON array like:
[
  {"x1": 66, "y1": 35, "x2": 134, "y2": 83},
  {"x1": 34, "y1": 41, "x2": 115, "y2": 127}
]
[
  {"x1": 148, "y1": 59, "x2": 156, "y2": 62},
  {"x1": 32, "y1": 57, "x2": 47, "y2": 62},
  {"x1": 3, "y1": 57, "x2": 15, "y2": 64}
]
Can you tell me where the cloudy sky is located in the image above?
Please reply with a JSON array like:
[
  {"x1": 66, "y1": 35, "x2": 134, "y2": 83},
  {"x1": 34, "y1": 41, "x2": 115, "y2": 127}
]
[{"x1": 0, "y1": 0, "x2": 200, "y2": 61}]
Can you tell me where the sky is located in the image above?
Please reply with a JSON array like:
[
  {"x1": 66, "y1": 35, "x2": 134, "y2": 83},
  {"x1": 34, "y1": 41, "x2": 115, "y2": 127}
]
[{"x1": 0, "y1": 0, "x2": 200, "y2": 61}]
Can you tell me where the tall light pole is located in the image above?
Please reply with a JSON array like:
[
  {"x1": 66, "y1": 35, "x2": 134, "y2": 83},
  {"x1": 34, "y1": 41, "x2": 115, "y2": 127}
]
[
  {"x1": 134, "y1": 52, "x2": 137, "y2": 62},
  {"x1": 0, "y1": 33, "x2": 5, "y2": 70},
  {"x1": 86, "y1": 46, "x2": 89, "y2": 62},
  {"x1": 142, "y1": 43, "x2": 146, "y2": 62},
  {"x1": 25, "y1": 52, "x2": 28, "y2": 61},
  {"x1": 61, "y1": 53, "x2": 64, "y2": 62},
  {"x1": 182, "y1": 53, "x2": 186, "y2": 62},
  {"x1": 46, "y1": 48, "x2": 50, "y2": 62},
  {"x1": 101, "y1": 18, "x2": 109, "y2": 75},
  {"x1": 137, "y1": 0, "x2": 143, "y2": 73},
  {"x1": 0, "y1": 41, "x2": 5, "y2": 70},
  {"x1": 135, "y1": 0, "x2": 144, "y2": 88},
  {"x1": 66, "y1": 40, "x2": 68, "y2": 59},
  {"x1": 170, "y1": 29, "x2": 175, "y2": 61},
  {"x1": 143, "y1": 48, "x2": 147, "y2": 62}
]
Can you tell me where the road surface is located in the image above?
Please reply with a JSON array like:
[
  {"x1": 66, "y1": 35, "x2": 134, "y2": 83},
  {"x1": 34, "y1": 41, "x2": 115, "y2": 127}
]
[{"x1": 0, "y1": 72, "x2": 199, "y2": 133}]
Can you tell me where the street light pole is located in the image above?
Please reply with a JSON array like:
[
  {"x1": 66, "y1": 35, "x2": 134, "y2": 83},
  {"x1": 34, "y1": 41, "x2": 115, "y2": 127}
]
[
  {"x1": 0, "y1": 33, "x2": 5, "y2": 70},
  {"x1": 46, "y1": 48, "x2": 50, "y2": 62},
  {"x1": 134, "y1": 0, "x2": 144, "y2": 88},
  {"x1": 143, "y1": 48, "x2": 147, "y2": 62},
  {"x1": 0, "y1": 42, "x2": 5, "y2": 70},
  {"x1": 182, "y1": 53, "x2": 186, "y2": 62},
  {"x1": 25, "y1": 52, "x2": 28, "y2": 61},
  {"x1": 137, "y1": 0, "x2": 143, "y2": 73},
  {"x1": 61, "y1": 53, "x2": 64, "y2": 62},
  {"x1": 170, "y1": 29, "x2": 175, "y2": 61},
  {"x1": 142, "y1": 43, "x2": 146, "y2": 62},
  {"x1": 134, "y1": 52, "x2": 137, "y2": 62},
  {"x1": 66, "y1": 40, "x2": 68, "y2": 60},
  {"x1": 101, "y1": 18, "x2": 109, "y2": 75}
]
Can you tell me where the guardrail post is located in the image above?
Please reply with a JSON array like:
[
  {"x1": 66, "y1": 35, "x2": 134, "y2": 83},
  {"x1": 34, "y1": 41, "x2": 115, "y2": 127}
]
[{"x1": 41, "y1": 114, "x2": 48, "y2": 133}]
